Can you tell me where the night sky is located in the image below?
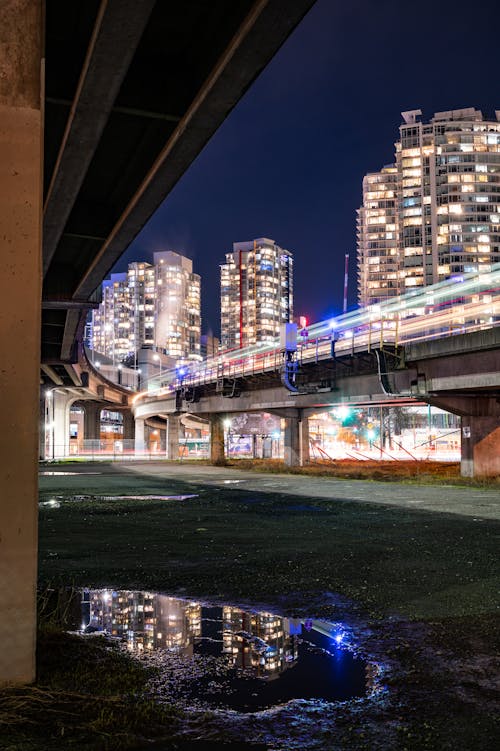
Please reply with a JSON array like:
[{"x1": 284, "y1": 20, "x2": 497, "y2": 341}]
[{"x1": 115, "y1": 0, "x2": 500, "y2": 337}]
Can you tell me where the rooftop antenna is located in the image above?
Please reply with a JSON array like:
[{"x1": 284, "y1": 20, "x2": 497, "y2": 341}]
[{"x1": 343, "y1": 253, "x2": 349, "y2": 314}]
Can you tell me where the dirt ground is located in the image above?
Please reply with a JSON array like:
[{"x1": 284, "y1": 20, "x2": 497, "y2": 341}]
[{"x1": 4, "y1": 460, "x2": 498, "y2": 750}]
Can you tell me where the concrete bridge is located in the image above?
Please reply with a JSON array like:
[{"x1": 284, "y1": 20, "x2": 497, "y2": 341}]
[{"x1": 132, "y1": 327, "x2": 500, "y2": 477}]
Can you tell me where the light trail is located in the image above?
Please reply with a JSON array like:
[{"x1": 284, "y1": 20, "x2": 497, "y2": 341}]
[{"x1": 133, "y1": 264, "x2": 500, "y2": 403}]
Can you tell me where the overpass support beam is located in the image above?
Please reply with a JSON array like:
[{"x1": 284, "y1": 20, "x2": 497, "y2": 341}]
[
  {"x1": 461, "y1": 416, "x2": 500, "y2": 478},
  {"x1": 283, "y1": 411, "x2": 309, "y2": 467},
  {"x1": 83, "y1": 403, "x2": 101, "y2": 440},
  {"x1": 135, "y1": 418, "x2": 146, "y2": 455},
  {"x1": 51, "y1": 391, "x2": 73, "y2": 458},
  {"x1": 0, "y1": 0, "x2": 43, "y2": 685},
  {"x1": 122, "y1": 411, "x2": 135, "y2": 441},
  {"x1": 166, "y1": 416, "x2": 180, "y2": 460},
  {"x1": 210, "y1": 415, "x2": 226, "y2": 465}
]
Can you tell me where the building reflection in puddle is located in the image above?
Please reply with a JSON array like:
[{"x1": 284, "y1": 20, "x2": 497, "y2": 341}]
[
  {"x1": 84, "y1": 590, "x2": 202, "y2": 657},
  {"x1": 80, "y1": 589, "x2": 370, "y2": 709},
  {"x1": 222, "y1": 606, "x2": 299, "y2": 678},
  {"x1": 83, "y1": 590, "x2": 301, "y2": 677}
]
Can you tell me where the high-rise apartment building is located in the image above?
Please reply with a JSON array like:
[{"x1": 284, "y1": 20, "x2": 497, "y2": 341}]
[
  {"x1": 154, "y1": 251, "x2": 201, "y2": 362},
  {"x1": 91, "y1": 251, "x2": 201, "y2": 365},
  {"x1": 357, "y1": 108, "x2": 500, "y2": 307},
  {"x1": 220, "y1": 238, "x2": 293, "y2": 350}
]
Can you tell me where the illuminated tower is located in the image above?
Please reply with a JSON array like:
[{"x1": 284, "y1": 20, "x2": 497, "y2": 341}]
[
  {"x1": 357, "y1": 108, "x2": 500, "y2": 307},
  {"x1": 154, "y1": 250, "x2": 201, "y2": 363},
  {"x1": 220, "y1": 237, "x2": 293, "y2": 350},
  {"x1": 91, "y1": 251, "x2": 201, "y2": 365},
  {"x1": 91, "y1": 272, "x2": 130, "y2": 362},
  {"x1": 357, "y1": 165, "x2": 399, "y2": 307}
]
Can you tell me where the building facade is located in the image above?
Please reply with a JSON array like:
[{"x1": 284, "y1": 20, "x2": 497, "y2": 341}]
[
  {"x1": 357, "y1": 108, "x2": 500, "y2": 307},
  {"x1": 220, "y1": 238, "x2": 293, "y2": 350},
  {"x1": 91, "y1": 251, "x2": 201, "y2": 366}
]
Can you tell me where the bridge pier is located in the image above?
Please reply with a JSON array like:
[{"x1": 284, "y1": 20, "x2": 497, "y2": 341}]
[
  {"x1": 428, "y1": 395, "x2": 500, "y2": 478},
  {"x1": 210, "y1": 414, "x2": 226, "y2": 465},
  {"x1": 0, "y1": 0, "x2": 43, "y2": 685},
  {"x1": 461, "y1": 416, "x2": 500, "y2": 477},
  {"x1": 122, "y1": 411, "x2": 135, "y2": 441},
  {"x1": 283, "y1": 410, "x2": 310, "y2": 467},
  {"x1": 83, "y1": 402, "x2": 101, "y2": 441},
  {"x1": 53, "y1": 391, "x2": 74, "y2": 458},
  {"x1": 166, "y1": 415, "x2": 180, "y2": 460},
  {"x1": 135, "y1": 418, "x2": 146, "y2": 455}
]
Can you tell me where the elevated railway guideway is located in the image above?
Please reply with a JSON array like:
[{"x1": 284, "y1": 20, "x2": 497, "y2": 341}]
[
  {"x1": 133, "y1": 264, "x2": 500, "y2": 475},
  {"x1": 0, "y1": 0, "x2": 317, "y2": 686}
]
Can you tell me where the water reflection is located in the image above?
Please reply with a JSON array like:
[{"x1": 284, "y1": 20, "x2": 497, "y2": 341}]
[
  {"x1": 78, "y1": 589, "x2": 369, "y2": 711},
  {"x1": 84, "y1": 590, "x2": 201, "y2": 656}
]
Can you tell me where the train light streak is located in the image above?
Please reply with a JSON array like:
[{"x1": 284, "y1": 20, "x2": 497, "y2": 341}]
[{"x1": 135, "y1": 265, "x2": 500, "y2": 404}]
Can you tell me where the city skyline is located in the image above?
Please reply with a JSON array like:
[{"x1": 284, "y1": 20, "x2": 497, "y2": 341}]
[{"x1": 112, "y1": 0, "x2": 500, "y2": 335}]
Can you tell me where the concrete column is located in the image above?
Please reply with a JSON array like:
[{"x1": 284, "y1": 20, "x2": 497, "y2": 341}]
[
  {"x1": 166, "y1": 415, "x2": 180, "y2": 460},
  {"x1": 461, "y1": 416, "x2": 500, "y2": 477},
  {"x1": 284, "y1": 411, "x2": 310, "y2": 467},
  {"x1": 122, "y1": 410, "x2": 135, "y2": 440},
  {"x1": 0, "y1": 0, "x2": 43, "y2": 685},
  {"x1": 52, "y1": 391, "x2": 73, "y2": 458},
  {"x1": 300, "y1": 414, "x2": 310, "y2": 465},
  {"x1": 83, "y1": 402, "x2": 101, "y2": 440},
  {"x1": 210, "y1": 414, "x2": 226, "y2": 465},
  {"x1": 135, "y1": 418, "x2": 146, "y2": 455}
]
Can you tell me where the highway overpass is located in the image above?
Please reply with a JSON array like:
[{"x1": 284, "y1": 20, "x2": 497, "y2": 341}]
[
  {"x1": 0, "y1": 0, "x2": 316, "y2": 685},
  {"x1": 131, "y1": 326, "x2": 500, "y2": 477}
]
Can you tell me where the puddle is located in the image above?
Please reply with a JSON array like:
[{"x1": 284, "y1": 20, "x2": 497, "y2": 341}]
[
  {"x1": 39, "y1": 494, "x2": 199, "y2": 505},
  {"x1": 66, "y1": 588, "x2": 372, "y2": 713},
  {"x1": 39, "y1": 499, "x2": 61, "y2": 508},
  {"x1": 92, "y1": 494, "x2": 199, "y2": 501},
  {"x1": 40, "y1": 471, "x2": 102, "y2": 476}
]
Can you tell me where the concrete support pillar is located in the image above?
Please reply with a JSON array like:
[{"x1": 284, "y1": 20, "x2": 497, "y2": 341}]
[
  {"x1": 166, "y1": 415, "x2": 180, "y2": 460},
  {"x1": 83, "y1": 402, "x2": 101, "y2": 440},
  {"x1": 461, "y1": 416, "x2": 500, "y2": 477},
  {"x1": 0, "y1": 0, "x2": 43, "y2": 685},
  {"x1": 135, "y1": 418, "x2": 146, "y2": 455},
  {"x1": 210, "y1": 414, "x2": 226, "y2": 465},
  {"x1": 284, "y1": 411, "x2": 310, "y2": 467},
  {"x1": 122, "y1": 410, "x2": 135, "y2": 440},
  {"x1": 52, "y1": 391, "x2": 73, "y2": 458}
]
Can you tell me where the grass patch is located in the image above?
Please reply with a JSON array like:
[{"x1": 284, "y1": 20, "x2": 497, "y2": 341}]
[
  {"x1": 225, "y1": 458, "x2": 500, "y2": 487},
  {"x1": 30, "y1": 463, "x2": 500, "y2": 750},
  {"x1": 0, "y1": 628, "x2": 180, "y2": 751}
]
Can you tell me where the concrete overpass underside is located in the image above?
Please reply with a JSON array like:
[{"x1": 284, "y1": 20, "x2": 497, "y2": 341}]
[{"x1": 0, "y1": 0, "x2": 316, "y2": 685}]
